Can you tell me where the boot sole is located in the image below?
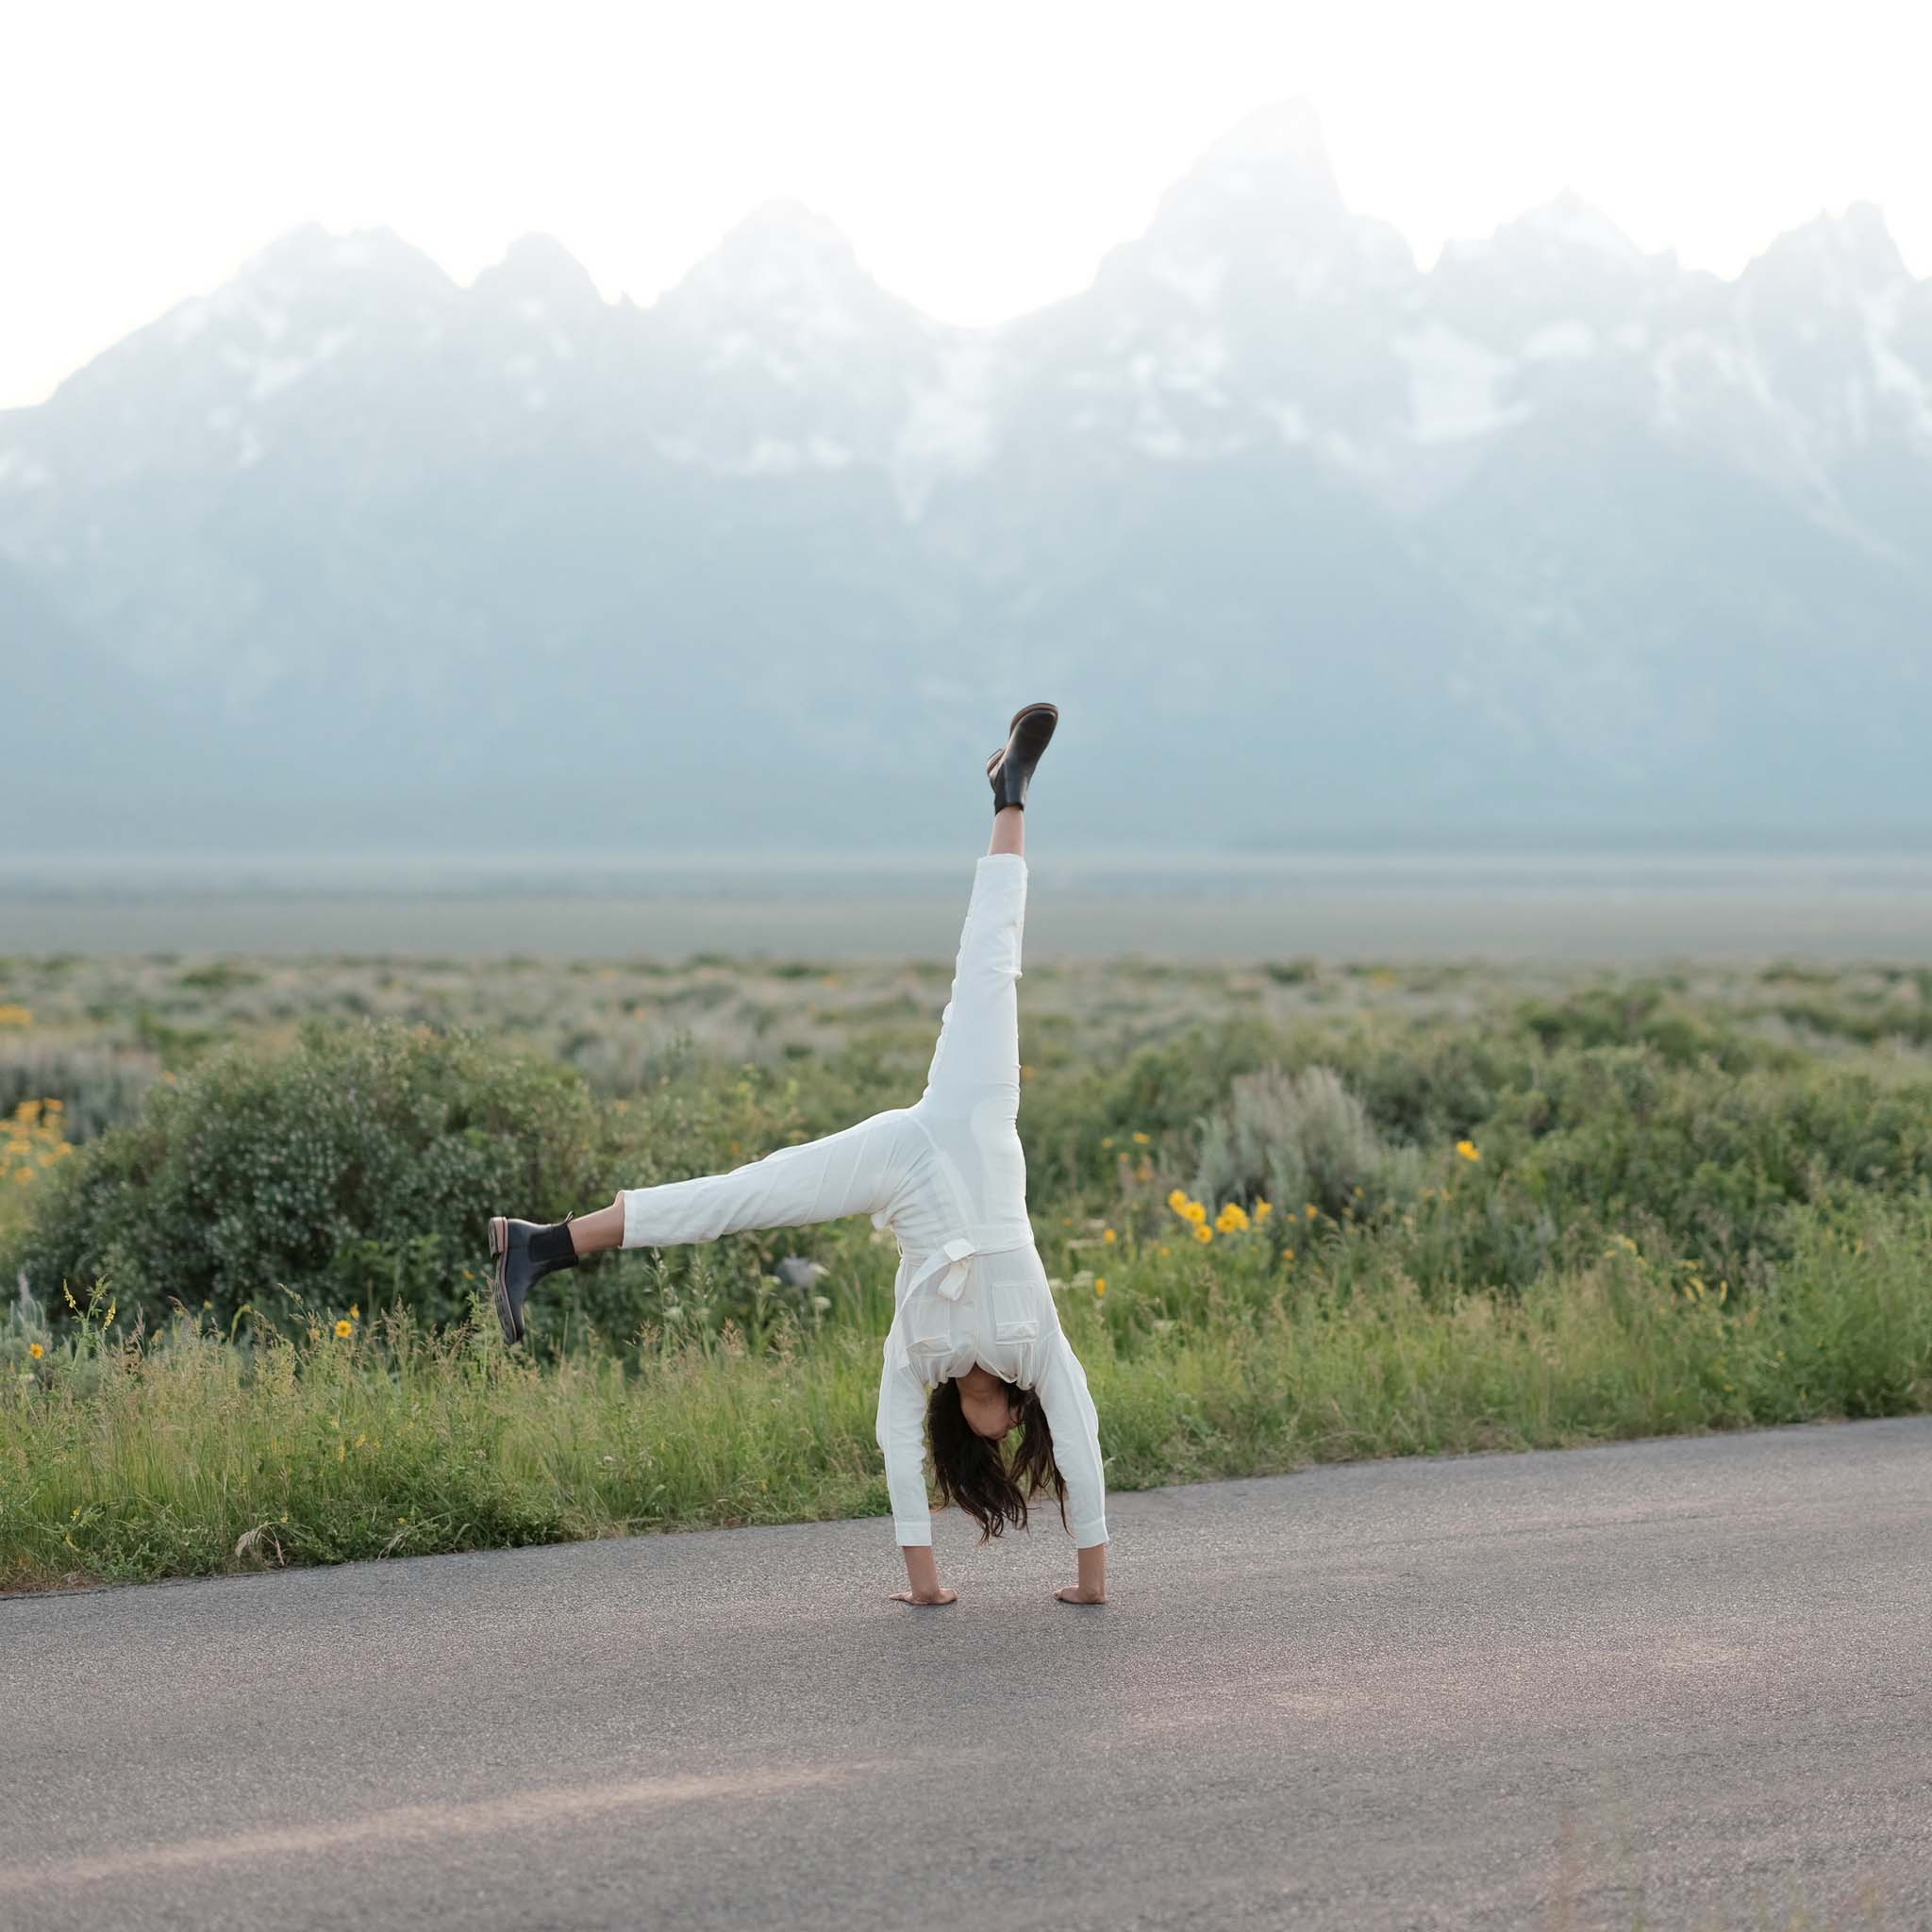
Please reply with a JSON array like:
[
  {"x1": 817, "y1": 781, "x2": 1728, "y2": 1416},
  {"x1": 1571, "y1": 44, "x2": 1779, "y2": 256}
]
[
  {"x1": 988, "y1": 701, "x2": 1059, "y2": 785},
  {"x1": 486, "y1": 1216, "x2": 523, "y2": 1346}
]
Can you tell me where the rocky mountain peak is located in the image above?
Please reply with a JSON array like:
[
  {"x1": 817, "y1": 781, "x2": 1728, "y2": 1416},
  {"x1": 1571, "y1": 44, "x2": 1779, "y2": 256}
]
[
  {"x1": 654, "y1": 199, "x2": 919, "y2": 358},
  {"x1": 1148, "y1": 98, "x2": 1347, "y2": 246},
  {"x1": 1435, "y1": 191, "x2": 1653, "y2": 289},
  {"x1": 1109, "y1": 97, "x2": 1418, "y2": 308},
  {"x1": 1192, "y1": 99, "x2": 1339, "y2": 195},
  {"x1": 237, "y1": 222, "x2": 453, "y2": 296},
  {"x1": 688, "y1": 201, "x2": 866, "y2": 289},
  {"x1": 1745, "y1": 200, "x2": 1910, "y2": 299},
  {"x1": 471, "y1": 233, "x2": 607, "y2": 321},
  {"x1": 1507, "y1": 190, "x2": 1646, "y2": 264}
]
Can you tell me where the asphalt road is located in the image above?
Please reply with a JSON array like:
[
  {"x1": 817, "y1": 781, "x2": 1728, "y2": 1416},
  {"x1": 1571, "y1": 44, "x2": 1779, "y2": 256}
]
[{"x1": 5, "y1": 1419, "x2": 1929, "y2": 1931}]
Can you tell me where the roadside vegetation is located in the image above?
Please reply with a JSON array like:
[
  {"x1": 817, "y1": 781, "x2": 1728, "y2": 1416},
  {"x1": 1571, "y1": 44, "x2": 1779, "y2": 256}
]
[{"x1": 4, "y1": 951, "x2": 1931, "y2": 1591}]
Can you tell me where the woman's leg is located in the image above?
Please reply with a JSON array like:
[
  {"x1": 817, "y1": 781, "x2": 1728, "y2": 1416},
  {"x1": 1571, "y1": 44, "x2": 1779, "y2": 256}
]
[
  {"x1": 490, "y1": 1108, "x2": 920, "y2": 1343},
  {"x1": 918, "y1": 829, "x2": 1027, "y2": 1112},
  {"x1": 503, "y1": 708, "x2": 1053, "y2": 1340},
  {"x1": 610, "y1": 1107, "x2": 918, "y2": 1252},
  {"x1": 558, "y1": 1198, "x2": 624, "y2": 1257},
  {"x1": 549, "y1": 1107, "x2": 923, "y2": 1259},
  {"x1": 567, "y1": 817, "x2": 1021, "y2": 1260}
]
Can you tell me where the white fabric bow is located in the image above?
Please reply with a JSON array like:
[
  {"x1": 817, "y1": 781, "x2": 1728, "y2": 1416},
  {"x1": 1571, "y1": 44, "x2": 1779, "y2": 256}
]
[{"x1": 907, "y1": 1236, "x2": 977, "y2": 1302}]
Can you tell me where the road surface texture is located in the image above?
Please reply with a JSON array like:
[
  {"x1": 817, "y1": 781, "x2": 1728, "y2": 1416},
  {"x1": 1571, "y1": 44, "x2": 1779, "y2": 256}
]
[{"x1": 5, "y1": 1419, "x2": 1928, "y2": 1931}]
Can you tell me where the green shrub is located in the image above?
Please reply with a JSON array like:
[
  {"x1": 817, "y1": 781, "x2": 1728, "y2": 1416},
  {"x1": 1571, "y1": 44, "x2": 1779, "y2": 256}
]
[
  {"x1": 1191, "y1": 1063, "x2": 1422, "y2": 1220},
  {"x1": 7, "y1": 1020, "x2": 603, "y2": 1330}
]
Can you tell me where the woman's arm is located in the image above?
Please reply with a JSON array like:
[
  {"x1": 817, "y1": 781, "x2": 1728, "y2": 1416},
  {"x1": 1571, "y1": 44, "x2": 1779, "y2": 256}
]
[
  {"x1": 1034, "y1": 1325, "x2": 1109, "y2": 1601},
  {"x1": 891, "y1": 1544, "x2": 956, "y2": 1607},
  {"x1": 1058, "y1": 1542, "x2": 1107, "y2": 1606},
  {"x1": 876, "y1": 1343, "x2": 953, "y2": 1604}
]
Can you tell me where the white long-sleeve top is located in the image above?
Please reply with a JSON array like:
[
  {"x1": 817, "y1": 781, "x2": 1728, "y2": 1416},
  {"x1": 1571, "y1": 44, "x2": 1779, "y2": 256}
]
[
  {"x1": 872, "y1": 1196, "x2": 1109, "y2": 1549},
  {"x1": 618, "y1": 854, "x2": 1108, "y2": 1551}
]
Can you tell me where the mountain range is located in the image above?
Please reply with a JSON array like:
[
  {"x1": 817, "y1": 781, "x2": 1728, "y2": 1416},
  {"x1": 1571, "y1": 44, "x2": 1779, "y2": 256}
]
[{"x1": 7, "y1": 101, "x2": 1931, "y2": 856}]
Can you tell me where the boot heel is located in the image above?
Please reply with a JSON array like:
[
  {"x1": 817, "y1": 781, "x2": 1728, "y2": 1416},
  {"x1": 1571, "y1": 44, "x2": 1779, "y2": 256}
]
[
  {"x1": 987, "y1": 702, "x2": 1058, "y2": 813},
  {"x1": 486, "y1": 1217, "x2": 522, "y2": 1344}
]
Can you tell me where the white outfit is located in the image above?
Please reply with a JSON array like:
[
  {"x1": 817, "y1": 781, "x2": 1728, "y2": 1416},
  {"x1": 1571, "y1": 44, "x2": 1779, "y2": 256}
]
[{"x1": 617, "y1": 853, "x2": 1108, "y2": 1550}]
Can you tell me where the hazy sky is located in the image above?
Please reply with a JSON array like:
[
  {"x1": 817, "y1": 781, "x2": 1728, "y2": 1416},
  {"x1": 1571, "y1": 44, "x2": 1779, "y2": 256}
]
[{"x1": 7, "y1": 0, "x2": 1929, "y2": 408}]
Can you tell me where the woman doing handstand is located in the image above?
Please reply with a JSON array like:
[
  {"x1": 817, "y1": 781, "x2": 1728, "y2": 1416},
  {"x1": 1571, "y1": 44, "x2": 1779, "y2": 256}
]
[{"x1": 486, "y1": 704, "x2": 1108, "y2": 1608}]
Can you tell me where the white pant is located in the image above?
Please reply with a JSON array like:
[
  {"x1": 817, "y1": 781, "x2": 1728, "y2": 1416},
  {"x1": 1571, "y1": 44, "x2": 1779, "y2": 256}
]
[{"x1": 618, "y1": 853, "x2": 1108, "y2": 1549}]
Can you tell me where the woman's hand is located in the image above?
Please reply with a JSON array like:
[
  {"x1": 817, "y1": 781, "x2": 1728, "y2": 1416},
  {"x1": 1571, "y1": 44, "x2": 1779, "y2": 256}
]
[
  {"x1": 894, "y1": 1545, "x2": 953, "y2": 1606},
  {"x1": 1056, "y1": 1541, "x2": 1108, "y2": 1605}
]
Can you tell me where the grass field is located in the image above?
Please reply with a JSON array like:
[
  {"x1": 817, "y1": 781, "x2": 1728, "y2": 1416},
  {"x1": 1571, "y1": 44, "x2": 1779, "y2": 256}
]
[{"x1": 5, "y1": 944, "x2": 1932, "y2": 1591}]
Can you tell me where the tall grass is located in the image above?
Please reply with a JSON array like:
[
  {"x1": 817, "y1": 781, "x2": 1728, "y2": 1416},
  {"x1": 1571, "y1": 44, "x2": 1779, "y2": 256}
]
[{"x1": 7, "y1": 1194, "x2": 1927, "y2": 1592}]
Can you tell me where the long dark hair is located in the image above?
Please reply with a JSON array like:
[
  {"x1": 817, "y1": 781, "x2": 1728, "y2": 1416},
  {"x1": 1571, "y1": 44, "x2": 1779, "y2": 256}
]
[{"x1": 926, "y1": 1376, "x2": 1068, "y2": 1541}]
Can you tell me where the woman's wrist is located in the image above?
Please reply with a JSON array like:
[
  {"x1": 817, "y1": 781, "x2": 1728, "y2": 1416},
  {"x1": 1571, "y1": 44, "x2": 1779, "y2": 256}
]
[
  {"x1": 1058, "y1": 1540, "x2": 1108, "y2": 1604},
  {"x1": 900, "y1": 1544, "x2": 950, "y2": 1604}
]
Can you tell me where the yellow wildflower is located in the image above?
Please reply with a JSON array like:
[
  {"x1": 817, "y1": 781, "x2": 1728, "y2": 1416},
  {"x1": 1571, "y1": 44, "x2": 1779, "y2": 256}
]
[
  {"x1": 1131, "y1": 1132, "x2": 1151, "y2": 1145},
  {"x1": 349, "y1": 1304, "x2": 359, "y2": 1321},
  {"x1": 1456, "y1": 1140, "x2": 1481, "y2": 1162},
  {"x1": 28, "y1": 1342, "x2": 44, "y2": 1360},
  {"x1": 1094, "y1": 1276, "x2": 1108, "y2": 1297},
  {"x1": 0, "y1": 1005, "x2": 32, "y2": 1029},
  {"x1": 1192, "y1": 1222, "x2": 1214, "y2": 1244},
  {"x1": 1306, "y1": 1204, "x2": 1319, "y2": 1219},
  {"x1": 1181, "y1": 1199, "x2": 1208, "y2": 1225},
  {"x1": 1255, "y1": 1200, "x2": 1274, "y2": 1221},
  {"x1": 1216, "y1": 1202, "x2": 1250, "y2": 1235},
  {"x1": 1166, "y1": 1188, "x2": 1191, "y2": 1215},
  {"x1": 1101, "y1": 1137, "x2": 1115, "y2": 1149},
  {"x1": 1102, "y1": 1227, "x2": 1117, "y2": 1245},
  {"x1": 334, "y1": 1319, "x2": 354, "y2": 1339}
]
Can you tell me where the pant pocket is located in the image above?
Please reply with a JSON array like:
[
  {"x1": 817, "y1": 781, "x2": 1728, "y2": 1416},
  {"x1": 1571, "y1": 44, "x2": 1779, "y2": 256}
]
[
  {"x1": 906, "y1": 1336, "x2": 954, "y2": 1376},
  {"x1": 988, "y1": 1279, "x2": 1040, "y2": 1344},
  {"x1": 903, "y1": 1296, "x2": 957, "y2": 1371}
]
